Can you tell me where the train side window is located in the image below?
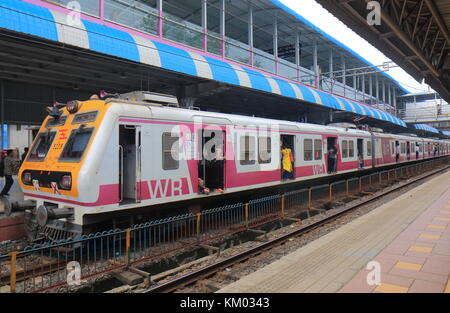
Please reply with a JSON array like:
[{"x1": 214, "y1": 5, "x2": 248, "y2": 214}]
[
  {"x1": 304, "y1": 139, "x2": 313, "y2": 161},
  {"x1": 314, "y1": 139, "x2": 322, "y2": 160},
  {"x1": 28, "y1": 131, "x2": 57, "y2": 161},
  {"x1": 401, "y1": 143, "x2": 406, "y2": 154},
  {"x1": 162, "y1": 133, "x2": 179, "y2": 170},
  {"x1": 59, "y1": 127, "x2": 94, "y2": 162},
  {"x1": 349, "y1": 141, "x2": 354, "y2": 158},
  {"x1": 342, "y1": 140, "x2": 348, "y2": 158},
  {"x1": 367, "y1": 141, "x2": 372, "y2": 157},
  {"x1": 391, "y1": 142, "x2": 395, "y2": 155},
  {"x1": 240, "y1": 135, "x2": 255, "y2": 165},
  {"x1": 258, "y1": 137, "x2": 271, "y2": 164}
]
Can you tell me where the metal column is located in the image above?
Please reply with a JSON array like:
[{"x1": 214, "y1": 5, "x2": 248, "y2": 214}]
[
  {"x1": 201, "y1": 0, "x2": 207, "y2": 52},
  {"x1": 313, "y1": 37, "x2": 318, "y2": 88},
  {"x1": 248, "y1": 2, "x2": 254, "y2": 67},
  {"x1": 295, "y1": 31, "x2": 300, "y2": 81},
  {"x1": 329, "y1": 48, "x2": 333, "y2": 92},
  {"x1": 273, "y1": 15, "x2": 278, "y2": 74},
  {"x1": 0, "y1": 81, "x2": 4, "y2": 151},
  {"x1": 157, "y1": 0, "x2": 163, "y2": 38},
  {"x1": 220, "y1": 0, "x2": 225, "y2": 58}
]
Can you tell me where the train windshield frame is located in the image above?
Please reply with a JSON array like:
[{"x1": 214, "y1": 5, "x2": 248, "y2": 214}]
[
  {"x1": 58, "y1": 126, "x2": 94, "y2": 163},
  {"x1": 27, "y1": 131, "x2": 57, "y2": 161}
]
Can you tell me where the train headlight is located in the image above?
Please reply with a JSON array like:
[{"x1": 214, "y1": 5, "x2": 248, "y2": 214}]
[
  {"x1": 22, "y1": 172, "x2": 32, "y2": 185},
  {"x1": 60, "y1": 175, "x2": 72, "y2": 190},
  {"x1": 66, "y1": 101, "x2": 80, "y2": 114}
]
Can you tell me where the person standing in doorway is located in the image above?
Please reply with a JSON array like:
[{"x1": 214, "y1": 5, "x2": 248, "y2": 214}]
[
  {"x1": 281, "y1": 143, "x2": 294, "y2": 180},
  {"x1": 21, "y1": 147, "x2": 29, "y2": 163},
  {"x1": 1, "y1": 150, "x2": 20, "y2": 197}
]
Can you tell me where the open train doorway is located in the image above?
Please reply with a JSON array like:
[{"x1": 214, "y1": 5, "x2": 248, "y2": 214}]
[
  {"x1": 406, "y1": 141, "x2": 411, "y2": 160},
  {"x1": 357, "y1": 139, "x2": 364, "y2": 169},
  {"x1": 327, "y1": 137, "x2": 338, "y2": 173},
  {"x1": 280, "y1": 134, "x2": 295, "y2": 180},
  {"x1": 198, "y1": 129, "x2": 225, "y2": 193},
  {"x1": 119, "y1": 125, "x2": 141, "y2": 205}
]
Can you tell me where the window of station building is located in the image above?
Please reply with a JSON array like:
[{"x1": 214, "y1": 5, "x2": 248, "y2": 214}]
[
  {"x1": 224, "y1": 2, "x2": 250, "y2": 65},
  {"x1": 342, "y1": 140, "x2": 348, "y2": 158},
  {"x1": 314, "y1": 139, "x2": 322, "y2": 160},
  {"x1": 348, "y1": 140, "x2": 355, "y2": 158},
  {"x1": 162, "y1": 132, "x2": 179, "y2": 170},
  {"x1": 304, "y1": 139, "x2": 313, "y2": 161},
  {"x1": 59, "y1": 127, "x2": 94, "y2": 162},
  {"x1": 49, "y1": 0, "x2": 100, "y2": 17},
  {"x1": 240, "y1": 135, "x2": 255, "y2": 165},
  {"x1": 206, "y1": 2, "x2": 222, "y2": 56},
  {"x1": 367, "y1": 141, "x2": 372, "y2": 157},
  {"x1": 163, "y1": 0, "x2": 204, "y2": 50},
  {"x1": 105, "y1": 0, "x2": 158, "y2": 36},
  {"x1": 28, "y1": 131, "x2": 57, "y2": 161},
  {"x1": 258, "y1": 137, "x2": 271, "y2": 164}
]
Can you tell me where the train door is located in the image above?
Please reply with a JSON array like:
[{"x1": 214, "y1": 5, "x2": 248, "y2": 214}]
[
  {"x1": 357, "y1": 139, "x2": 364, "y2": 168},
  {"x1": 198, "y1": 129, "x2": 225, "y2": 193},
  {"x1": 119, "y1": 125, "x2": 141, "y2": 204},
  {"x1": 280, "y1": 135, "x2": 295, "y2": 179},
  {"x1": 406, "y1": 141, "x2": 411, "y2": 160},
  {"x1": 326, "y1": 137, "x2": 338, "y2": 173}
]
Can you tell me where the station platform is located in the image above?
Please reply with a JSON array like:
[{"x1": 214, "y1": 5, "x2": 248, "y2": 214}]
[{"x1": 218, "y1": 170, "x2": 450, "y2": 293}]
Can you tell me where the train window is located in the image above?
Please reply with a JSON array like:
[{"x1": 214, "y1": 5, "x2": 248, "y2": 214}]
[
  {"x1": 72, "y1": 111, "x2": 98, "y2": 124},
  {"x1": 367, "y1": 141, "x2": 372, "y2": 157},
  {"x1": 391, "y1": 142, "x2": 395, "y2": 155},
  {"x1": 240, "y1": 135, "x2": 255, "y2": 165},
  {"x1": 258, "y1": 137, "x2": 271, "y2": 164},
  {"x1": 314, "y1": 139, "x2": 322, "y2": 160},
  {"x1": 162, "y1": 133, "x2": 179, "y2": 170},
  {"x1": 419, "y1": 143, "x2": 423, "y2": 153},
  {"x1": 349, "y1": 141, "x2": 355, "y2": 158},
  {"x1": 304, "y1": 139, "x2": 313, "y2": 161},
  {"x1": 45, "y1": 115, "x2": 67, "y2": 128},
  {"x1": 27, "y1": 131, "x2": 57, "y2": 161},
  {"x1": 342, "y1": 140, "x2": 348, "y2": 158},
  {"x1": 401, "y1": 143, "x2": 406, "y2": 154},
  {"x1": 59, "y1": 127, "x2": 94, "y2": 162}
]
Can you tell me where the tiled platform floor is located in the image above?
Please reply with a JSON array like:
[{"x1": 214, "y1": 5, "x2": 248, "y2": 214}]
[{"x1": 218, "y1": 170, "x2": 450, "y2": 293}]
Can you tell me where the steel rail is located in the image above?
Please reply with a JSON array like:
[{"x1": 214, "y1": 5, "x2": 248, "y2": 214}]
[{"x1": 145, "y1": 165, "x2": 449, "y2": 293}]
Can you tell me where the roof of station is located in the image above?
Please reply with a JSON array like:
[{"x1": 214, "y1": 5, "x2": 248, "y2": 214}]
[
  {"x1": 414, "y1": 124, "x2": 440, "y2": 134},
  {"x1": 0, "y1": 0, "x2": 406, "y2": 127}
]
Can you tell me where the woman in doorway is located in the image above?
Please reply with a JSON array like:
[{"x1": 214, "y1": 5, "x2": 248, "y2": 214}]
[{"x1": 281, "y1": 143, "x2": 294, "y2": 180}]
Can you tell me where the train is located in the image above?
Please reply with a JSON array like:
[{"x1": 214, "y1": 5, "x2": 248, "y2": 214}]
[{"x1": 4, "y1": 91, "x2": 450, "y2": 241}]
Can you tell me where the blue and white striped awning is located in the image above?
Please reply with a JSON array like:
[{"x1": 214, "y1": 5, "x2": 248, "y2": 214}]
[
  {"x1": 441, "y1": 131, "x2": 450, "y2": 137},
  {"x1": 414, "y1": 124, "x2": 440, "y2": 134},
  {"x1": 0, "y1": 0, "x2": 407, "y2": 128}
]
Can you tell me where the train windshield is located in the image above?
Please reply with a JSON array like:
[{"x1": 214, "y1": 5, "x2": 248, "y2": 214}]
[
  {"x1": 27, "y1": 131, "x2": 57, "y2": 161},
  {"x1": 59, "y1": 127, "x2": 94, "y2": 162}
]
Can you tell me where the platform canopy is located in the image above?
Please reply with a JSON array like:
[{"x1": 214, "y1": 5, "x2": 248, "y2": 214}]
[{"x1": 414, "y1": 124, "x2": 440, "y2": 134}]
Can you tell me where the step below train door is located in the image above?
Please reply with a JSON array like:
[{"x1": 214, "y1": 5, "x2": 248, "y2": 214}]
[{"x1": 119, "y1": 125, "x2": 141, "y2": 205}]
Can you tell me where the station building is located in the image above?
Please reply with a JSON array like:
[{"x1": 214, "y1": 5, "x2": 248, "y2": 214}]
[{"x1": 0, "y1": 0, "x2": 447, "y2": 153}]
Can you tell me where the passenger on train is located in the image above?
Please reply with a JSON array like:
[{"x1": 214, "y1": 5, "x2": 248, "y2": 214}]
[
  {"x1": 358, "y1": 152, "x2": 364, "y2": 169},
  {"x1": 415, "y1": 143, "x2": 419, "y2": 159},
  {"x1": 281, "y1": 142, "x2": 294, "y2": 180},
  {"x1": 327, "y1": 145, "x2": 337, "y2": 174},
  {"x1": 210, "y1": 146, "x2": 225, "y2": 193},
  {"x1": 0, "y1": 149, "x2": 20, "y2": 197},
  {"x1": 395, "y1": 142, "x2": 400, "y2": 162}
]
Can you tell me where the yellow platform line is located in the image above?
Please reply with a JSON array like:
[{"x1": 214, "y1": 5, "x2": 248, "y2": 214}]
[
  {"x1": 409, "y1": 246, "x2": 433, "y2": 253},
  {"x1": 395, "y1": 262, "x2": 422, "y2": 271},
  {"x1": 374, "y1": 283, "x2": 409, "y2": 293},
  {"x1": 427, "y1": 224, "x2": 446, "y2": 230},
  {"x1": 420, "y1": 234, "x2": 441, "y2": 240},
  {"x1": 434, "y1": 217, "x2": 450, "y2": 222}
]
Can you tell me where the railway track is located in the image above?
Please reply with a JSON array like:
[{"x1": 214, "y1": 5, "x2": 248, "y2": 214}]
[{"x1": 143, "y1": 165, "x2": 449, "y2": 293}]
